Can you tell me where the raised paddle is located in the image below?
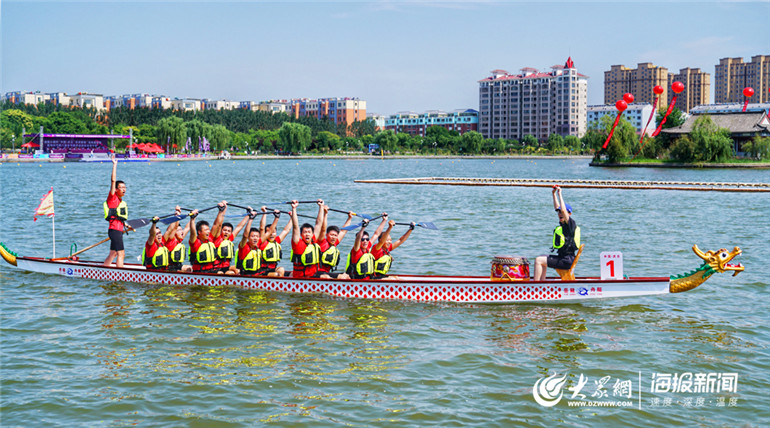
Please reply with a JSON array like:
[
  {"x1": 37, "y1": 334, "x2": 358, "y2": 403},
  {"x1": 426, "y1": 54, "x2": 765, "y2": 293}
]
[
  {"x1": 395, "y1": 221, "x2": 439, "y2": 230},
  {"x1": 340, "y1": 214, "x2": 387, "y2": 231},
  {"x1": 266, "y1": 209, "x2": 318, "y2": 220},
  {"x1": 328, "y1": 207, "x2": 373, "y2": 220},
  {"x1": 125, "y1": 212, "x2": 181, "y2": 230},
  {"x1": 157, "y1": 204, "x2": 222, "y2": 225},
  {"x1": 51, "y1": 237, "x2": 110, "y2": 261}
]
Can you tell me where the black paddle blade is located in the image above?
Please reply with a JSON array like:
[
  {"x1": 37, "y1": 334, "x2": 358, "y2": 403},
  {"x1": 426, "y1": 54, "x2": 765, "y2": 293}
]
[
  {"x1": 125, "y1": 218, "x2": 152, "y2": 229},
  {"x1": 160, "y1": 214, "x2": 189, "y2": 224}
]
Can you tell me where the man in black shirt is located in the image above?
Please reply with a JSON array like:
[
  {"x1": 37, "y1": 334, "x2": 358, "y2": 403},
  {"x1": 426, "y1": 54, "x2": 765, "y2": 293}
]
[{"x1": 534, "y1": 186, "x2": 579, "y2": 281}]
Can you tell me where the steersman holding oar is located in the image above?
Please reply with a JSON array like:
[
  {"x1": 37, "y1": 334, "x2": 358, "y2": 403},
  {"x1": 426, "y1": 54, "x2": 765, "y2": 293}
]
[{"x1": 103, "y1": 156, "x2": 133, "y2": 267}]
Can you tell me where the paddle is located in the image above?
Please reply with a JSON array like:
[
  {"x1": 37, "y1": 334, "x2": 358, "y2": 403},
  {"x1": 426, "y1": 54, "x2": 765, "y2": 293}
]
[
  {"x1": 125, "y1": 212, "x2": 180, "y2": 230},
  {"x1": 157, "y1": 204, "x2": 222, "y2": 225},
  {"x1": 266, "y1": 209, "x2": 318, "y2": 220},
  {"x1": 327, "y1": 207, "x2": 373, "y2": 220},
  {"x1": 51, "y1": 237, "x2": 110, "y2": 261},
  {"x1": 340, "y1": 214, "x2": 387, "y2": 231},
  {"x1": 395, "y1": 221, "x2": 439, "y2": 230}
]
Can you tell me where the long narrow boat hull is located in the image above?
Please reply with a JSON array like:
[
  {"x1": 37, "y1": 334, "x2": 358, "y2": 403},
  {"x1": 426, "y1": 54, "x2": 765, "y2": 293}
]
[{"x1": 11, "y1": 256, "x2": 672, "y2": 303}]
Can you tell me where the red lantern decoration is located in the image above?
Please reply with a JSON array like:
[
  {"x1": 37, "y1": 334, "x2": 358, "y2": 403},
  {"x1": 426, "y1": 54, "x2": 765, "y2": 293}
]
[
  {"x1": 743, "y1": 87, "x2": 754, "y2": 98},
  {"x1": 672, "y1": 81, "x2": 684, "y2": 94},
  {"x1": 623, "y1": 93, "x2": 634, "y2": 104},
  {"x1": 653, "y1": 85, "x2": 664, "y2": 95},
  {"x1": 603, "y1": 100, "x2": 628, "y2": 149}
]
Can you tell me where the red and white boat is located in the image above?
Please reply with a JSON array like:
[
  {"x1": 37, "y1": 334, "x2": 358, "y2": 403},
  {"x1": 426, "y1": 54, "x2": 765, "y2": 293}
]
[{"x1": 0, "y1": 243, "x2": 743, "y2": 304}]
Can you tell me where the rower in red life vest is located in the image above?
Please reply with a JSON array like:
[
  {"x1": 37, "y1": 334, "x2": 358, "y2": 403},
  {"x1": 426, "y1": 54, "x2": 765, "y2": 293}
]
[
  {"x1": 165, "y1": 207, "x2": 194, "y2": 272},
  {"x1": 188, "y1": 208, "x2": 218, "y2": 274},
  {"x1": 289, "y1": 200, "x2": 322, "y2": 278},
  {"x1": 316, "y1": 204, "x2": 354, "y2": 279},
  {"x1": 142, "y1": 206, "x2": 185, "y2": 270},
  {"x1": 226, "y1": 207, "x2": 262, "y2": 276},
  {"x1": 257, "y1": 206, "x2": 292, "y2": 277},
  {"x1": 370, "y1": 219, "x2": 415, "y2": 280},
  {"x1": 210, "y1": 201, "x2": 250, "y2": 274},
  {"x1": 346, "y1": 215, "x2": 389, "y2": 280}
]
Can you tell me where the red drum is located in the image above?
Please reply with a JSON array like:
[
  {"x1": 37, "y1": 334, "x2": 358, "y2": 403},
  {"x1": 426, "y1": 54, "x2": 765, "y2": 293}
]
[{"x1": 491, "y1": 256, "x2": 530, "y2": 281}]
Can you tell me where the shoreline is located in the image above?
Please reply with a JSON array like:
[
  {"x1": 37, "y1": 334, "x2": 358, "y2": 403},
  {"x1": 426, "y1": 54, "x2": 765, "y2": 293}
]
[{"x1": 2, "y1": 154, "x2": 769, "y2": 168}]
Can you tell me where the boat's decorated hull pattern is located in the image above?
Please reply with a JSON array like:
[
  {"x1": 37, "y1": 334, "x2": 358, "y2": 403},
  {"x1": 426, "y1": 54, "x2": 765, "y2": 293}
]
[{"x1": 15, "y1": 257, "x2": 671, "y2": 303}]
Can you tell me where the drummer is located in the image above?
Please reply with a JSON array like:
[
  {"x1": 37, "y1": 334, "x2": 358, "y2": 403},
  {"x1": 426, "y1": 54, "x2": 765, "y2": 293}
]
[{"x1": 533, "y1": 185, "x2": 580, "y2": 281}]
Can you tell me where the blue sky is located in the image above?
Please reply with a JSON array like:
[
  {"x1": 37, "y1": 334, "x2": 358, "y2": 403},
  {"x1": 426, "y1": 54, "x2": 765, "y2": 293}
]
[{"x1": 2, "y1": 1, "x2": 768, "y2": 115}]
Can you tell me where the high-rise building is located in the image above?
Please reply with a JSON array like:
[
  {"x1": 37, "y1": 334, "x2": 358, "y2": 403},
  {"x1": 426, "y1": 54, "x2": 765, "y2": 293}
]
[
  {"x1": 667, "y1": 68, "x2": 710, "y2": 112},
  {"x1": 715, "y1": 55, "x2": 770, "y2": 104},
  {"x1": 604, "y1": 63, "x2": 670, "y2": 108},
  {"x1": 478, "y1": 57, "x2": 588, "y2": 141}
]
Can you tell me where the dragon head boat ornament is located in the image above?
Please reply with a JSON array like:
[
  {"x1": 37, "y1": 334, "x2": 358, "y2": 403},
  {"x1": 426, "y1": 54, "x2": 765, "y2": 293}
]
[{"x1": 669, "y1": 245, "x2": 744, "y2": 293}]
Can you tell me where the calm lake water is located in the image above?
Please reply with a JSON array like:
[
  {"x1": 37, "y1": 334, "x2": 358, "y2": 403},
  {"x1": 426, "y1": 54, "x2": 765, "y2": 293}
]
[{"x1": 1, "y1": 158, "x2": 767, "y2": 426}]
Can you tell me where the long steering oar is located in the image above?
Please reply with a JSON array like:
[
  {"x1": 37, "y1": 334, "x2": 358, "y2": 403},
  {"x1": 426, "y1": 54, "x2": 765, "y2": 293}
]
[
  {"x1": 395, "y1": 221, "x2": 439, "y2": 230},
  {"x1": 51, "y1": 237, "x2": 110, "y2": 261}
]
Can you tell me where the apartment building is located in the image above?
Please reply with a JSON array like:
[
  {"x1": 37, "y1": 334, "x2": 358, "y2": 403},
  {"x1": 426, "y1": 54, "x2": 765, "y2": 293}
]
[
  {"x1": 291, "y1": 97, "x2": 366, "y2": 128},
  {"x1": 715, "y1": 55, "x2": 770, "y2": 103},
  {"x1": 4, "y1": 91, "x2": 50, "y2": 105},
  {"x1": 604, "y1": 62, "x2": 670, "y2": 108},
  {"x1": 170, "y1": 98, "x2": 202, "y2": 111},
  {"x1": 587, "y1": 103, "x2": 655, "y2": 136},
  {"x1": 69, "y1": 92, "x2": 105, "y2": 112},
  {"x1": 668, "y1": 68, "x2": 710, "y2": 112},
  {"x1": 385, "y1": 109, "x2": 478, "y2": 137},
  {"x1": 478, "y1": 57, "x2": 588, "y2": 141}
]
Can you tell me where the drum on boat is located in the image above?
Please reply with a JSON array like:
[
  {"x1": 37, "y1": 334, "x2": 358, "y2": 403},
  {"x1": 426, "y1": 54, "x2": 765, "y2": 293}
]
[{"x1": 490, "y1": 256, "x2": 530, "y2": 281}]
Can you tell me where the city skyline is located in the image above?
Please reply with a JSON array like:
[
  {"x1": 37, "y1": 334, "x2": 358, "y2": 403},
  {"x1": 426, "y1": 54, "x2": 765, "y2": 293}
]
[{"x1": 2, "y1": 1, "x2": 768, "y2": 115}]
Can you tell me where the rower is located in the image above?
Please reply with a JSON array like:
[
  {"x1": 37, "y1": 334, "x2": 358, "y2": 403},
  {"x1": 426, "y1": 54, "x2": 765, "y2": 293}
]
[
  {"x1": 166, "y1": 207, "x2": 194, "y2": 272},
  {"x1": 210, "y1": 201, "x2": 250, "y2": 274},
  {"x1": 316, "y1": 205, "x2": 354, "y2": 279},
  {"x1": 346, "y1": 216, "x2": 389, "y2": 280},
  {"x1": 371, "y1": 219, "x2": 415, "y2": 280},
  {"x1": 534, "y1": 185, "x2": 580, "y2": 281},
  {"x1": 142, "y1": 217, "x2": 171, "y2": 270},
  {"x1": 103, "y1": 156, "x2": 134, "y2": 267},
  {"x1": 227, "y1": 208, "x2": 261, "y2": 276},
  {"x1": 188, "y1": 209, "x2": 218, "y2": 274},
  {"x1": 258, "y1": 207, "x2": 292, "y2": 277},
  {"x1": 289, "y1": 200, "x2": 321, "y2": 278}
]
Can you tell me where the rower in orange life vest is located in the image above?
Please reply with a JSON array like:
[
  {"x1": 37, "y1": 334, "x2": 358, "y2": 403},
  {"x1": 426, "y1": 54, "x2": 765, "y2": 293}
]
[
  {"x1": 534, "y1": 185, "x2": 580, "y2": 281},
  {"x1": 188, "y1": 207, "x2": 219, "y2": 274},
  {"x1": 210, "y1": 201, "x2": 250, "y2": 274},
  {"x1": 258, "y1": 206, "x2": 292, "y2": 277},
  {"x1": 289, "y1": 200, "x2": 323, "y2": 278},
  {"x1": 165, "y1": 207, "x2": 195, "y2": 272},
  {"x1": 370, "y1": 219, "x2": 415, "y2": 280},
  {"x1": 142, "y1": 208, "x2": 184, "y2": 270},
  {"x1": 316, "y1": 204, "x2": 354, "y2": 279},
  {"x1": 346, "y1": 215, "x2": 389, "y2": 280},
  {"x1": 103, "y1": 155, "x2": 134, "y2": 267}
]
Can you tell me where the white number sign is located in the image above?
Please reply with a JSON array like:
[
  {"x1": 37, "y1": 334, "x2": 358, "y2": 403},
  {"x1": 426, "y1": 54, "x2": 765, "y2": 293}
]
[{"x1": 600, "y1": 252, "x2": 624, "y2": 280}]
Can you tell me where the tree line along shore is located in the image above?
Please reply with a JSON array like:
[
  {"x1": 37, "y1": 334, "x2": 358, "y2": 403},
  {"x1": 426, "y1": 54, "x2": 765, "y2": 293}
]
[{"x1": 2, "y1": 101, "x2": 768, "y2": 164}]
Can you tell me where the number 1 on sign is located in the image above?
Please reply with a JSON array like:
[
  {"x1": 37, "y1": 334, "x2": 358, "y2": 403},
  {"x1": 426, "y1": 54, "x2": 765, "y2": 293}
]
[
  {"x1": 600, "y1": 252, "x2": 623, "y2": 280},
  {"x1": 606, "y1": 260, "x2": 615, "y2": 277}
]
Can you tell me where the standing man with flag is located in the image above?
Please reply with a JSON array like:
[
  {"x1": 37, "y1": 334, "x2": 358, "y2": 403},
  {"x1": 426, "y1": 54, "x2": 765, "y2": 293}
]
[{"x1": 103, "y1": 156, "x2": 133, "y2": 267}]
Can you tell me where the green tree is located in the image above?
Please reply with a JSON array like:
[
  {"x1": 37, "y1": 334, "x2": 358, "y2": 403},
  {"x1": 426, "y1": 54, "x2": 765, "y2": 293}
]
[
  {"x1": 743, "y1": 136, "x2": 770, "y2": 160},
  {"x1": 278, "y1": 122, "x2": 312, "y2": 153},
  {"x1": 185, "y1": 119, "x2": 213, "y2": 150},
  {"x1": 669, "y1": 136, "x2": 697, "y2": 162},
  {"x1": 209, "y1": 124, "x2": 231, "y2": 151},
  {"x1": 564, "y1": 135, "x2": 580, "y2": 152},
  {"x1": 349, "y1": 119, "x2": 377, "y2": 138},
  {"x1": 546, "y1": 134, "x2": 564, "y2": 151},
  {"x1": 461, "y1": 131, "x2": 483, "y2": 154},
  {"x1": 314, "y1": 131, "x2": 341, "y2": 152},
  {"x1": 600, "y1": 115, "x2": 636, "y2": 163},
  {"x1": 46, "y1": 111, "x2": 88, "y2": 134},
  {"x1": 522, "y1": 134, "x2": 538, "y2": 147},
  {"x1": 374, "y1": 130, "x2": 398, "y2": 153},
  {"x1": 156, "y1": 116, "x2": 187, "y2": 151},
  {"x1": 689, "y1": 115, "x2": 733, "y2": 162}
]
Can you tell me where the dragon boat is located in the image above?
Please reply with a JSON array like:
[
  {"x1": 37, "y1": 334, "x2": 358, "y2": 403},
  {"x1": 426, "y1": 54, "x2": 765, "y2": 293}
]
[{"x1": 0, "y1": 243, "x2": 743, "y2": 304}]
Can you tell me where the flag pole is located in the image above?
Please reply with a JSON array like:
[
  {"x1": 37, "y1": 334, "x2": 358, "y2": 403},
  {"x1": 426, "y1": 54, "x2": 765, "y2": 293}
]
[{"x1": 52, "y1": 213, "x2": 56, "y2": 258}]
